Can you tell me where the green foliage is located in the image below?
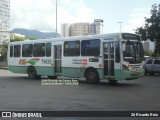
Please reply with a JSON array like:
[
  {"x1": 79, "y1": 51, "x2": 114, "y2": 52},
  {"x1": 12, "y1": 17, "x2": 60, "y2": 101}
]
[
  {"x1": 136, "y1": 3, "x2": 160, "y2": 56},
  {"x1": 144, "y1": 51, "x2": 160, "y2": 57},
  {"x1": 0, "y1": 40, "x2": 9, "y2": 61},
  {"x1": 25, "y1": 37, "x2": 37, "y2": 40},
  {"x1": 135, "y1": 27, "x2": 147, "y2": 41},
  {"x1": 10, "y1": 36, "x2": 25, "y2": 42}
]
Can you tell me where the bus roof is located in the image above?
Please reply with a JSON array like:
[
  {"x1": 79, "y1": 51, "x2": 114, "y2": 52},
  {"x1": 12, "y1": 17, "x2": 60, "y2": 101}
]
[{"x1": 9, "y1": 33, "x2": 138, "y2": 45}]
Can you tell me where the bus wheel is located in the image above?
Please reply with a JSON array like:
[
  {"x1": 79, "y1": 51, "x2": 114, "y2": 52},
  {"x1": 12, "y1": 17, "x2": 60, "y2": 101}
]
[
  {"x1": 47, "y1": 76, "x2": 57, "y2": 79},
  {"x1": 86, "y1": 69, "x2": 99, "y2": 84},
  {"x1": 27, "y1": 66, "x2": 37, "y2": 79}
]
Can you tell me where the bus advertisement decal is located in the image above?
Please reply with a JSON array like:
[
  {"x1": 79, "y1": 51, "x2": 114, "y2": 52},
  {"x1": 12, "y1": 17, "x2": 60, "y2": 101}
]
[
  {"x1": 19, "y1": 58, "x2": 40, "y2": 65},
  {"x1": 72, "y1": 59, "x2": 82, "y2": 64},
  {"x1": 82, "y1": 59, "x2": 87, "y2": 65}
]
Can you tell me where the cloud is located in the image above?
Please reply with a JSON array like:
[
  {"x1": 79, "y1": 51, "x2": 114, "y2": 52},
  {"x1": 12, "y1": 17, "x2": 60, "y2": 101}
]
[
  {"x1": 122, "y1": 8, "x2": 150, "y2": 33},
  {"x1": 10, "y1": 0, "x2": 94, "y2": 33}
]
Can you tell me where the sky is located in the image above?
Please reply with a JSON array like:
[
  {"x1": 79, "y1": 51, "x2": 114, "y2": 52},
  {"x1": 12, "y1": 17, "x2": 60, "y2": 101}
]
[{"x1": 10, "y1": 0, "x2": 160, "y2": 34}]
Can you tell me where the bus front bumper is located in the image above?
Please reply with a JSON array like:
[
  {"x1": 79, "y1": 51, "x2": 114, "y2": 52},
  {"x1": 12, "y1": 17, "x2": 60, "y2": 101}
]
[{"x1": 122, "y1": 69, "x2": 145, "y2": 80}]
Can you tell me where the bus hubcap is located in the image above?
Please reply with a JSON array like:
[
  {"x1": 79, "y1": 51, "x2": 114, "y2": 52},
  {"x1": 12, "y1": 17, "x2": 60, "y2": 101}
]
[{"x1": 89, "y1": 72, "x2": 95, "y2": 80}]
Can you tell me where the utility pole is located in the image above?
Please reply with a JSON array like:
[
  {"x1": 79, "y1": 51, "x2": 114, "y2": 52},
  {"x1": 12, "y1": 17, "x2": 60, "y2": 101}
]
[
  {"x1": 117, "y1": 22, "x2": 123, "y2": 33},
  {"x1": 117, "y1": 22, "x2": 123, "y2": 81},
  {"x1": 55, "y1": 0, "x2": 57, "y2": 37}
]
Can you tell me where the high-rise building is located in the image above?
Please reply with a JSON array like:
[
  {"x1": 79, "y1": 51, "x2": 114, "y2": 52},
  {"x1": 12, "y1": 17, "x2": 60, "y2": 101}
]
[
  {"x1": 69, "y1": 23, "x2": 89, "y2": 36},
  {"x1": 61, "y1": 23, "x2": 69, "y2": 37},
  {"x1": 0, "y1": 0, "x2": 10, "y2": 45},
  {"x1": 89, "y1": 19, "x2": 103, "y2": 34},
  {"x1": 61, "y1": 19, "x2": 104, "y2": 37}
]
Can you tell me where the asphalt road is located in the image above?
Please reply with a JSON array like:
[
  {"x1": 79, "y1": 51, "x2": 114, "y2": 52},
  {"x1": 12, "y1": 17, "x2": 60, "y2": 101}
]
[{"x1": 0, "y1": 69, "x2": 160, "y2": 120}]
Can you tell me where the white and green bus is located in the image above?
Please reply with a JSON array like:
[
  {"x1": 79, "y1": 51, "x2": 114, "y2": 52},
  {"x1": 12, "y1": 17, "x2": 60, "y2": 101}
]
[{"x1": 8, "y1": 33, "x2": 145, "y2": 83}]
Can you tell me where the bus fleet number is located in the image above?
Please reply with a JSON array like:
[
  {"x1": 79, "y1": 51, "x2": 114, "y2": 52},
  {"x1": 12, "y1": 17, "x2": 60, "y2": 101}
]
[{"x1": 41, "y1": 59, "x2": 52, "y2": 64}]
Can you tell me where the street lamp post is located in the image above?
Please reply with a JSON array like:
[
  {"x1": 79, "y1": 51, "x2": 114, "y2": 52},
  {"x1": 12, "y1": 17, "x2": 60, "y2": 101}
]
[
  {"x1": 117, "y1": 22, "x2": 123, "y2": 81},
  {"x1": 117, "y1": 22, "x2": 123, "y2": 33},
  {"x1": 55, "y1": 0, "x2": 57, "y2": 38}
]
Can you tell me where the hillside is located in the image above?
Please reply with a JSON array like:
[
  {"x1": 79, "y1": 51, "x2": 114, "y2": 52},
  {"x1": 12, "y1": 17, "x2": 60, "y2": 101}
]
[{"x1": 12, "y1": 28, "x2": 60, "y2": 39}]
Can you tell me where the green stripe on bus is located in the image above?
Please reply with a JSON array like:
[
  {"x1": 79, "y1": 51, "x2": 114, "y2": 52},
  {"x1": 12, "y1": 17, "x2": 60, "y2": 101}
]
[{"x1": 8, "y1": 66, "x2": 54, "y2": 76}]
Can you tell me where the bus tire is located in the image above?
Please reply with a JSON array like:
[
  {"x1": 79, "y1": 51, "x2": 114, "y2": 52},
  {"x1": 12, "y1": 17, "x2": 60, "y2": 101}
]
[
  {"x1": 47, "y1": 76, "x2": 57, "y2": 79},
  {"x1": 86, "y1": 68, "x2": 99, "y2": 84},
  {"x1": 27, "y1": 66, "x2": 38, "y2": 79}
]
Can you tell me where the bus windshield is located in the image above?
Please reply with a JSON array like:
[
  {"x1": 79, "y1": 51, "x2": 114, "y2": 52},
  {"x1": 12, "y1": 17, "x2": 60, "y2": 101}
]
[{"x1": 122, "y1": 41, "x2": 144, "y2": 63}]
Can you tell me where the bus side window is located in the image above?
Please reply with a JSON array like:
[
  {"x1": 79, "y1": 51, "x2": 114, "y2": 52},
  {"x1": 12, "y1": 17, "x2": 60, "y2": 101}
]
[
  {"x1": 115, "y1": 43, "x2": 120, "y2": 63},
  {"x1": 81, "y1": 39, "x2": 100, "y2": 56},
  {"x1": 46, "y1": 42, "x2": 51, "y2": 57},
  {"x1": 34, "y1": 43, "x2": 45, "y2": 57},
  {"x1": 22, "y1": 44, "x2": 33, "y2": 57},
  {"x1": 10, "y1": 45, "x2": 13, "y2": 57},
  {"x1": 14, "y1": 45, "x2": 21, "y2": 57},
  {"x1": 64, "y1": 41, "x2": 80, "y2": 56}
]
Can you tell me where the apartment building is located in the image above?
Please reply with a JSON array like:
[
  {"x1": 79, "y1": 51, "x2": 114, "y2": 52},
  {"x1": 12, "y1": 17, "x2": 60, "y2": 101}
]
[
  {"x1": 89, "y1": 19, "x2": 103, "y2": 34},
  {"x1": 61, "y1": 23, "x2": 69, "y2": 37},
  {"x1": 61, "y1": 19, "x2": 104, "y2": 37},
  {"x1": 69, "y1": 23, "x2": 90, "y2": 36},
  {"x1": 0, "y1": 0, "x2": 10, "y2": 45}
]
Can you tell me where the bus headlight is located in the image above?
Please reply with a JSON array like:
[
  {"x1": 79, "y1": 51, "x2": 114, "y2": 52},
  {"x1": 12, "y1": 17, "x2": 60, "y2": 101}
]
[{"x1": 123, "y1": 64, "x2": 129, "y2": 71}]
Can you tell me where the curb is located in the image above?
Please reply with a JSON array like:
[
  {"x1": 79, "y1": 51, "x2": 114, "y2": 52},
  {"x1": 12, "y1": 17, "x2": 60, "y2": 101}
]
[{"x1": 0, "y1": 67, "x2": 8, "y2": 70}]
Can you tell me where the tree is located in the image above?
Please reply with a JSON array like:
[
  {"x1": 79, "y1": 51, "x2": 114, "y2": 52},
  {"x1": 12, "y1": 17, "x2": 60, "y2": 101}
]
[
  {"x1": 136, "y1": 3, "x2": 160, "y2": 56},
  {"x1": 10, "y1": 36, "x2": 25, "y2": 42},
  {"x1": 135, "y1": 27, "x2": 147, "y2": 41},
  {"x1": 25, "y1": 37, "x2": 37, "y2": 40},
  {"x1": 0, "y1": 40, "x2": 9, "y2": 61}
]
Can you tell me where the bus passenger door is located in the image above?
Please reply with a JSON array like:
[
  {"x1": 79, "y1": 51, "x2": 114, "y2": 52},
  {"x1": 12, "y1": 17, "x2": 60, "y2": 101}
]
[
  {"x1": 103, "y1": 42, "x2": 115, "y2": 79},
  {"x1": 54, "y1": 45, "x2": 62, "y2": 76}
]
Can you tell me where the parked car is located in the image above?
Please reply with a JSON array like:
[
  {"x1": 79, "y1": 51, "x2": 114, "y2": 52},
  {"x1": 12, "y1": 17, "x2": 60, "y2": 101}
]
[{"x1": 144, "y1": 57, "x2": 160, "y2": 76}]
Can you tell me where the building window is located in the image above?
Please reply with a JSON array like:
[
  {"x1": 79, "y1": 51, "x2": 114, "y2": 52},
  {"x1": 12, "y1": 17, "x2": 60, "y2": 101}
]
[
  {"x1": 64, "y1": 41, "x2": 80, "y2": 56},
  {"x1": 22, "y1": 44, "x2": 33, "y2": 57},
  {"x1": 10, "y1": 45, "x2": 13, "y2": 57},
  {"x1": 81, "y1": 39, "x2": 100, "y2": 56},
  {"x1": 14, "y1": 45, "x2": 21, "y2": 57},
  {"x1": 34, "y1": 43, "x2": 45, "y2": 57},
  {"x1": 46, "y1": 42, "x2": 51, "y2": 57}
]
